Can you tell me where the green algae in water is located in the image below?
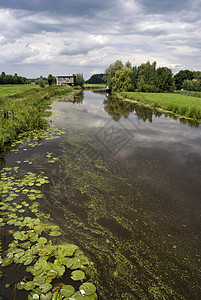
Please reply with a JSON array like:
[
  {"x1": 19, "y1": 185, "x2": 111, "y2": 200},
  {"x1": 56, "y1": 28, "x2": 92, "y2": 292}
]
[
  {"x1": 37, "y1": 123, "x2": 201, "y2": 300},
  {"x1": 1, "y1": 94, "x2": 201, "y2": 299},
  {"x1": 0, "y1": 131, "x2": 98, "y2": 299}
]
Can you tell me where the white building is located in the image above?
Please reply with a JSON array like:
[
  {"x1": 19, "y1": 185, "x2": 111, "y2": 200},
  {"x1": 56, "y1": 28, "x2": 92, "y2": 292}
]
[{"x1": 56, "y1": 75, "x2": 76, "y2": 86}]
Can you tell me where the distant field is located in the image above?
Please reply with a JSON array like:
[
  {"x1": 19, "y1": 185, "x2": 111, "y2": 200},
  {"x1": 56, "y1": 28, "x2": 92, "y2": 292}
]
[
  {"x1": 122, "y1": 92, "x2": 201, "y2": 120},
  {"x1": 0, "y1": 84, "x2": 38, "y2": 96}
]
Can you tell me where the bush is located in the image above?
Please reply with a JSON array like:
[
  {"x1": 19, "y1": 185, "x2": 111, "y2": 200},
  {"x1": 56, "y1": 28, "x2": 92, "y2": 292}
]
[{"x1": 38, "y1": 78, "x2": 45, "y2": 88}]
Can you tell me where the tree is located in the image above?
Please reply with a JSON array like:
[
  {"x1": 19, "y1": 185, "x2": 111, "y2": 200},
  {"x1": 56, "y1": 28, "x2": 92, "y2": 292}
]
[
  {"x1": 105, "y1": 60, "x2": 124, "y2": 87},
  {"x1": 35, "y1": 76, "x2": 47, "y2": 86},
  {"x1": 110, "y1": 67, "x2": 133, "y2": 91},
  {"x1": 131, "y1": 66, "x2": 138, "y2": 91},
  {"x1": 38, "y1": 76, "x2": 46, "y2": 88},
  {"x1": 192, "y1": 71, "x2": 201, "y2": 80},
  {"x1": 85, "y1": 74, "x2": 106, "y2": 84},
  {"x1": 75, "y1": 73, "x2": 85, "y2": 87},
  {"x1": 125, "y1": 60, "x2": 132, "y2": 68},
  {"x1": 182, "y1": 79, "x2": 201, "y2": 91},
  {"x1": 155, "y1": 67, "x2": 175, "y2": 92},
  {"x1": 137, "y1": 61, "x2": 157, "y2": 92},
  {"x1": 174, "y1": 70, "x2": 194, "y2": 90},
  {"x1": 47, "y1": 74, "x2": 54, "y2": 86},
  {"x1": 0, "y1": 72, "x2": 28, "y2": 84}
]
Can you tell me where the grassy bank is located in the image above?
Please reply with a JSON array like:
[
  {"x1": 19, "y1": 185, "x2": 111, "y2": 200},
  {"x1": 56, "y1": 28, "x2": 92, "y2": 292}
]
[
  {"x1": 0, "y1": 85, "x2": 73, "y2": 150},
  {"x1": 122, "y1": 92, "x2": 201, "y2": 121},
  {"x1": 84, "y1": 83, "x2": 106, "y2": 90},
  {"x1": 175, "y1": 90, "x2": 201, "y2": 99},
  {"x1": 0, "y1": 84, "x2": 38, "y2": 97}
]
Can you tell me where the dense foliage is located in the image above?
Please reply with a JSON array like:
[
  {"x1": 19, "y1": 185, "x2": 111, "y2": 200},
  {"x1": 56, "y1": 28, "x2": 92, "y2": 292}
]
[
  {"x1": 105, "y1": 61, "x2": 201, "y2": 93},
  {"x1": 182, "y1": 79, "x2": 201, "y2": 91},
  {"x1": 34, "y1": 75, "x2": 56, "y2": 87},
  {"x1": 0, "y1": 72, "x2": 30, "y2": 84},
  {"x1": 75, "y1": 73, "x2": 85, "y2": 87},
  {"x1": 174, "y1": 70, "x2": 194, "y2": 90},
  {"x1": 86, "y1": 74, "x2": 106, "y2": 84},
  {"x1": 105, "y1": 60, "x2": 175, "y2": 93},
  {"x1": 174, "y1": 70, "x2": 201, "y2": 90}
]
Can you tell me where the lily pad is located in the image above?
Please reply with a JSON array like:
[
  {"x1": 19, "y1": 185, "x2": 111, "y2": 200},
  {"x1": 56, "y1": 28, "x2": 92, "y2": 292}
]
[
  {"x1": 45, "y1": 269, "x2": 58, "y2": 281},
  {"x1": 33, "y1": 275, "x2": 46, "y2": 286},
  {"x1": 30, "y1": 233, "x2": 39, "y2": 243},
  {"x1": 24, "y1": 256, "x2": 36, "y2": 265},
  {"x1": 71, "y1": 270, "x2": 85, "y2": 281},
  {"x1": 67, "y1": 257, "x2": 82, "y2": 270},
  {"x1": 79, "y1": 282, "x2": 96, "y2": 296},
  {"x1": 23, "y1": 217, "x2": 32, "y2": 224},
  {"x1": 56, "y1": 244, "x2": 77, "y2": 257},
  {"x1": 49, "y1": 231, "x2": 61, "y2": 237},
  {"x1": 28, "y1": 293, "x2": 40, "y2": 300},
  {"x1": 85, "y1": 293, "x2": 98, "y2": 300},
  {"x1": 2, "y1": 257, "x2": 13, "y2": 267},
  {"x1": 17, "y1": 282, "x2": 25, "y2": 290},
  {"x1": 31, "y1": 259, "x2": 48, "y2": 276},
  {"x1": 37, "y1": 237, "x2": 47, "y2": 245},
  {"x1": 52, "y1": 264, "x2": 65, "y2": 277},
  {"x1": 39, "y1": 283, "x2": 52, "y2": 294},
  {"x1": 60, "y1": 285, "x2": 75, "y2": 297},
  {"x1": 7, "y1": 219, "x2": 16, "y2": 225},
  {"x1": 13, "y1": 231, "x2": 28, "y2": 241},
  {"x1": 23, "y1": 281, "x2": 36, "y2": 291},
  {"x1": 68, "y1": 292, "x2": 84, "y2": 300},
  {"x1": 40, "y1": 292, "x2": 52, "y2": 300},
  {"x1": 34, "y1": 224, "x2": 43, "y2": 234}
]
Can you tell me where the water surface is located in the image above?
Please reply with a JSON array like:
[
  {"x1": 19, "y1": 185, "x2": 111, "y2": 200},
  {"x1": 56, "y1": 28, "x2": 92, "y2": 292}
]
[{"x1": 1, "y1": 91, "x2": 201, "y2": 299}]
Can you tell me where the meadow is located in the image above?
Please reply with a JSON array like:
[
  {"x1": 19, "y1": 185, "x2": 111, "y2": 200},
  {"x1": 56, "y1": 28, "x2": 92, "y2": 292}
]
[
  {"x1": 0, "y1": 85, "x2": 74, "y2": 150},
  {"x1": 0, "y1": 84, "x2": 39, "y2": 96},
  {"x1": 122, "y1": 92, "x2": 201, "y2": 120}
]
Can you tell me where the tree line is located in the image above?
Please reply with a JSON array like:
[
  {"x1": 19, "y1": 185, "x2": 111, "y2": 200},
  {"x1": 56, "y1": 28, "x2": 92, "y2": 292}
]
[
  {"x1": 104, "y1": 60, "x2": 201, "y2": 92},
  {"x1": 86, "y1": 61, "x2": 201, "y2": 93},
  {"x1": 0, "y1": 72, "x2": 30, "y2": 84}
]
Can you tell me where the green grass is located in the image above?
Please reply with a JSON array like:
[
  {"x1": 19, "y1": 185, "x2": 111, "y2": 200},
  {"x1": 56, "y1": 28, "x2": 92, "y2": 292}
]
[
  {"x1": 122, "y1": 92, "x2": 201, "y2": 120},
  {"x1": 0, "y1": 84, "x2": 38, "y2": 96},
  {"x1": 175, "y1": 90, "x2": 201, "y2": 98},
  {"x1": 84, "y1": 83, "x2": 106, "y2": 89},
  {"x1": 0, "y1": 85, "x2": 74, "y2": 150}
]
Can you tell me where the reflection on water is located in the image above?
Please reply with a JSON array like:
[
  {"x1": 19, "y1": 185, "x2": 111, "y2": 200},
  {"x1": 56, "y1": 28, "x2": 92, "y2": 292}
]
[
  {"x1": 56, "y1": 90, "x2": 84, "y2": 104},
  {"x1": 1, "y1": 91, "x2": 201, "y2": 299},
  {"x1": 62, "y1": 91, "x2": 200, "y2": 127},
  {"x1": 103, "y1": 94, "x2": 200, "y2": 127}
]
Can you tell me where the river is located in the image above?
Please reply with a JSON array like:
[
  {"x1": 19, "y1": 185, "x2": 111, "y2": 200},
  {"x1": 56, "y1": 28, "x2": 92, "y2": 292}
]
[{"x1": 1, "y1": 90, "x2": 201, "y2": 299}]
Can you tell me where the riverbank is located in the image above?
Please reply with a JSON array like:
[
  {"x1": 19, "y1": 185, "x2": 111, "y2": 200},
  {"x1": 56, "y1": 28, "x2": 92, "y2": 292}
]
[
  {"x1": 121, "y1": 92, "x2": 201, "y2": 121},
  {"x1": 84, "y1": 84, "x2": 106, "y2": 90},
  {"x1": 0, "y1": 85, "x2": 74, "y2": 150}
]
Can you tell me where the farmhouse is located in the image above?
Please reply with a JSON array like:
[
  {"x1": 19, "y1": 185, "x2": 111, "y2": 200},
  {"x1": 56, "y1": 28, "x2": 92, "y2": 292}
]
[{"x1": 56, "y1": 74, "x2": 76, "y2": 86}]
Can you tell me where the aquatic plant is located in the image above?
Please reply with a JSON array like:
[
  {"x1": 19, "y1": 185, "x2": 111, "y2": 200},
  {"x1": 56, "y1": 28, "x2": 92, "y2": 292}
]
[{"x1": 0, "y1": 128, "x2": 98, "y2": 299}]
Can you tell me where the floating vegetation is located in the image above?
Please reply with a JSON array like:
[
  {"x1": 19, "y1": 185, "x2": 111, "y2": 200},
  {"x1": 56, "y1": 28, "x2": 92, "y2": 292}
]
[
  {"x1": 46, "y1": 152, "x2": 59, "y2": 164},
  {"x1": 0, "y1": 126, "x2": 98, "y2": 299}
]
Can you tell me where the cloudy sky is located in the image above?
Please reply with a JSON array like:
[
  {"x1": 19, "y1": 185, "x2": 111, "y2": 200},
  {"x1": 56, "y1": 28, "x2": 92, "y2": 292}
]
[{"x1": 0, "y1": 0, "x2": 201, "y2": 80}]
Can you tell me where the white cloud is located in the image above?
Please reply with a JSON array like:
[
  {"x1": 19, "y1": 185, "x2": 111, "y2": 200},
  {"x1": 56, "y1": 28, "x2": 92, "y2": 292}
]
[{"x1": 0, "y1": 1, "x2": 201, "y2": 78}]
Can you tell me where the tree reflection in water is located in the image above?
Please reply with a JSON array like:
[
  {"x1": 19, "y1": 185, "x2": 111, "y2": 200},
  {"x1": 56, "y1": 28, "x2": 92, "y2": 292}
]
[{"x1": 103, "y1": 93, "x2": 200, "y2": 127}]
